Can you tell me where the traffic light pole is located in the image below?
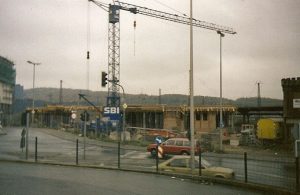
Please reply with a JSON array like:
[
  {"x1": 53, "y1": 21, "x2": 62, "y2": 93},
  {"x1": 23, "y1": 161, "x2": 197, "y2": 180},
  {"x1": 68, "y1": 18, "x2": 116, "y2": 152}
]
[{"x1": 83, "y1": 111, "x2": 87, "y2": 160}]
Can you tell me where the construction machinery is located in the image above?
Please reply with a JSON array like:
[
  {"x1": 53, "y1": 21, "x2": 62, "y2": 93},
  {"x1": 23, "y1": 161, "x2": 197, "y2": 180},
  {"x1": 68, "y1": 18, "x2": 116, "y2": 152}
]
[
  {"x1": 89, "y1": 0, "x2": 236, "y2": 108},
  {"x1": 240, "y1": 124, "x2": 256, "y2": 145}
]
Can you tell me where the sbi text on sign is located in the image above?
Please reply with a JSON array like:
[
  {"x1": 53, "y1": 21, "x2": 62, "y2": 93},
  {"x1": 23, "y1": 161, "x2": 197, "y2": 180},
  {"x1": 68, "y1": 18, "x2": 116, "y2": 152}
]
[{"x1": 103, "y1": 107, "x2": 120, "y2": 114}]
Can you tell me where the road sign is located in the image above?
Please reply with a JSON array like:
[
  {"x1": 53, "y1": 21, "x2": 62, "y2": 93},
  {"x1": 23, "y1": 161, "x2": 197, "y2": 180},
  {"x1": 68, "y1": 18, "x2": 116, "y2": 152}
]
[
  {"x1": 293, "y1": 99, "x2": 300, "y2": 108},
  {"x1": 71, "y1": 113, "x2": 77, "y2": 119}
]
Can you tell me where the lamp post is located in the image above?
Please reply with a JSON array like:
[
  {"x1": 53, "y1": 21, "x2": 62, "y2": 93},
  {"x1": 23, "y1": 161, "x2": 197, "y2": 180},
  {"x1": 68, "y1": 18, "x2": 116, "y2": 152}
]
[
  {"x1": 189, "y1": 0, "x2": 195, "y2": 171},
  {"x1": 27, "y1": 60, "x2": 41, "y2": 126},
  {"x1": 217, "y1": 31, "x2": 224, "y2": 151},
  {"x1": 122, "y1": 103, "x2": 127, "y2": 141},
  {"x1": 115, "y1": 83, "x2": 126, "y2": 141}
]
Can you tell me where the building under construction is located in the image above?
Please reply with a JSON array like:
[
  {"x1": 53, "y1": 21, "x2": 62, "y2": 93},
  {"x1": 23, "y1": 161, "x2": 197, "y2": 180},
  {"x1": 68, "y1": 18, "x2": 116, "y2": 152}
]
[
  {"x1": 27, "y1": 104, "x2": 236, "y2": 136},
  {"x1": 0, "y1": 56, "x2": 16, "y2": 125}
]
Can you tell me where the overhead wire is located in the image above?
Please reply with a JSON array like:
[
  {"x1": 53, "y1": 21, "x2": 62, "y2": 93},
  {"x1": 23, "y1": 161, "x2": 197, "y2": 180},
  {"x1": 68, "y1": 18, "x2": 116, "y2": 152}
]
[{"x1": 90, "y1": 0, "x2": 109, "y2": 12}]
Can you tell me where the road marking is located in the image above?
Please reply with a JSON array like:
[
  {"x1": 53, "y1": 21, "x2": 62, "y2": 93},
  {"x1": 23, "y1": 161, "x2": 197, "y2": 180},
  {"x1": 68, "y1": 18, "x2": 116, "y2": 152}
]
[
  {"x1": 130, "y1": 152, "x2": 149, "y2": 159},
  {"x1": 121, "y1": 151, "x2": 137, "y2": 158},
  {"x1": 121, "y1": 151, "x2": 149, "y2": 159}
]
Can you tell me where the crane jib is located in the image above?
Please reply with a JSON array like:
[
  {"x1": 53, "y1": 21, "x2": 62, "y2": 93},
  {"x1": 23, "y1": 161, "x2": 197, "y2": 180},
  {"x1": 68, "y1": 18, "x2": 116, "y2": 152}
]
[
  {"x1": 90, "y1": 0, "x2": 236, "y2": 34},
  {"x1": 116, "y1": 1, "x2": 236, "y2": 34}
]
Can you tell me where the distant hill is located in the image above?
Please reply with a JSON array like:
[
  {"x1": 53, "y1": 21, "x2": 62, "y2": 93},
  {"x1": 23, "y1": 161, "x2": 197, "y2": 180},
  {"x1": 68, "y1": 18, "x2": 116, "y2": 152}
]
[
  {"x1": 18, "y1": 87, "x2": 282, "y2": 109},
  {"x1": 235, "y1": 97, "x2": 282, "y2": 107}
]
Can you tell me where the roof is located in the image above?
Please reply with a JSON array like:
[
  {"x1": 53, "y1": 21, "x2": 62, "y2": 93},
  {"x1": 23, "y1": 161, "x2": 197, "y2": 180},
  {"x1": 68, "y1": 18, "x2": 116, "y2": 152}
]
[{"x1": 29, "y1": 104, "x2": 237, "y2": 113}]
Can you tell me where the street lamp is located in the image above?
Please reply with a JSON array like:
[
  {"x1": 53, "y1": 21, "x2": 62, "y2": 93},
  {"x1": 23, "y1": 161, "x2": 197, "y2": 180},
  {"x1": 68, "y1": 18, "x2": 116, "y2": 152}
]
[
  {"x1": 189, "y1": 0, "x2": 195, "y2": 171},
  {"x1": 122, "y1": 102, "x2": 127, "y2": 141},
  {"x1": 27, "y1": 60, "x2": 41, "y2": 125},
  {"x1": 115, "y1": 83, "x2": 126, "y2": 141},
  {"x1": 217, "y1": 31, "x2": 225, "y2": 151}
]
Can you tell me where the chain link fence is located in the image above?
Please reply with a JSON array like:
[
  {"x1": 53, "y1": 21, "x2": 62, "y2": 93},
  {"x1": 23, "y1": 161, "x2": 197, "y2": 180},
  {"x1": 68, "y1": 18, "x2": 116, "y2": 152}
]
[{"x1": 0, "y1": 127, "x2": 299, "y2": 193}]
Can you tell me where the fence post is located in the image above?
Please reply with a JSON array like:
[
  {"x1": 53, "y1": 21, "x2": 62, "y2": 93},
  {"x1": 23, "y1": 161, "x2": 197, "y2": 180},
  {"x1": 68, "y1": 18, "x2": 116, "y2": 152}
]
[
  {"x1": 156, "y1": 144, "x2": 159, "y2": 173},
  {"x1": 296, "y1": 157, "x2": 299, "y2": 192},
  {"x1": 35, "y1": 137, "x2": 37, "y2": 162},
  {"x1": 118, "y1": 141, "x2": 120, "y2": 169},
  {"x1": 76, "y1": 139, "x2": 79, "y2": 165},
  {"x1": 199, "y1": 151, "x2": 202, "y2": 176},
  {"x1": 244, "y1": 152, "x2": 248, "y2": 183}
]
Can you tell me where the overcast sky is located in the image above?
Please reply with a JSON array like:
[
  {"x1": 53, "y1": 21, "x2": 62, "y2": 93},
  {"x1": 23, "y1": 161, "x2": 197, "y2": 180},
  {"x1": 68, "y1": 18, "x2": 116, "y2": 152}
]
[{"x1": 1, "y1": 0, "x2": 299, "y2": 100}]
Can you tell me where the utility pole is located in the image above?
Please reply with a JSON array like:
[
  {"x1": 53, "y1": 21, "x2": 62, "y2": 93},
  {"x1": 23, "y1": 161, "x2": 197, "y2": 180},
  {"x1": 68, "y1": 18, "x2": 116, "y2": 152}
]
[
  {"x1": 59, "y1": 80, "x2": 63, "y2": 105},
  {"x1": 217, "y1": 31, "x2": 225, "y2": 151},
  {"x1": 257, "y1": 82, "x2": 261, "y2": 107},
  {"x1": 257, "y1": 82, "x2": 261, "y2": 119},
  {"x1": 159, "y1": 88, "x2": 161, "y2": 104},
  {"x1": 189, "y1": 0, "x2": 195, "y2": 171}
]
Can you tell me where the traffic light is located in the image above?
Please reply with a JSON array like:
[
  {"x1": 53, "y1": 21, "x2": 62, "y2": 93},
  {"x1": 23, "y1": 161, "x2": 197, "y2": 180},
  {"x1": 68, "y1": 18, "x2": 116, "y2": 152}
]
[
  {"x1": 80, "y1": 113, "x2": 85, "y2": 121},
  {"x1": 86, "y1": 112, "x2": 90, "y2": 121},
  {"x1": 101, "y1": 71, "x2": 108, "y2": 87},
  {"x1": 80, "y1": 111, "x2": 90, "y2": 121}
]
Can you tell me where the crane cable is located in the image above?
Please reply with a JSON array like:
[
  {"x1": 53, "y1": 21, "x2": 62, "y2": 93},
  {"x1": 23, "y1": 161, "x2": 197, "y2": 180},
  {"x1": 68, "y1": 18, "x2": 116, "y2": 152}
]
[
  {"x1": 152, "y1": 0, "x2": 187, "y2": 17},
  {"x1": 86, "y1": 0, "x2": 91, "y2": 91},
  {"x1": 133, "y1": 15, "x2": 136, "y2": 56}
]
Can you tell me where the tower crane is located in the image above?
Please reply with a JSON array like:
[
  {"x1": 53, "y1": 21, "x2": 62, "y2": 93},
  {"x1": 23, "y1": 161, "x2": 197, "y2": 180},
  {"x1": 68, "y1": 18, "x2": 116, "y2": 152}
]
[{"x1": 89, "y1": 0, "x2": 236, "y2": 107}]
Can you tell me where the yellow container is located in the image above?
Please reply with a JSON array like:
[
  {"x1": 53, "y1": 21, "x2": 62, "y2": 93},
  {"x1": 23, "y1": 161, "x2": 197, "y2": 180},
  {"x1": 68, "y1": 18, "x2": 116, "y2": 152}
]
[{"x1": 257, "y1": 119, "x2": 279, "y2": 140}]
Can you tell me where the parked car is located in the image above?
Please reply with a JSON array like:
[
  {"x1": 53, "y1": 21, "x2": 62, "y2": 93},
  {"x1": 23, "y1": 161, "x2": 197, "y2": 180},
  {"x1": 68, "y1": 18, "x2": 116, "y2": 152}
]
[
  {"x1": 158, "y1": 155, "x2": 234, "y2": 179},
  {"x1": 147, "y1": 138, "x2": 200, "y2": 157}
]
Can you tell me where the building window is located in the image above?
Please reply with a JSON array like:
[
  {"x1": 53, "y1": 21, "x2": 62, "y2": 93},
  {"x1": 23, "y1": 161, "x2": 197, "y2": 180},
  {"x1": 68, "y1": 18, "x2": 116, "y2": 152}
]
[
  {"x1": 196, "y1": 112, "x2": 201, "y2": 120},
  {"x1": 196, "y1": 112, "x2": 208, "y2": 121},
  {"x1": 203, "y1": 112, "x2": 208, "y2": 121}
]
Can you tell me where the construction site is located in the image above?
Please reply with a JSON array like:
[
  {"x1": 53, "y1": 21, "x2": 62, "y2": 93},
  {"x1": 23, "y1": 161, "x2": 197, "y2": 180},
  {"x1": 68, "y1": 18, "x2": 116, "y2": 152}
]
[
  {"x1": 0, "y1": 0, "x2": 298, "y2": 152},
  {"x1": 13, "y1": 0, "x2": 299, "y2": 152}
]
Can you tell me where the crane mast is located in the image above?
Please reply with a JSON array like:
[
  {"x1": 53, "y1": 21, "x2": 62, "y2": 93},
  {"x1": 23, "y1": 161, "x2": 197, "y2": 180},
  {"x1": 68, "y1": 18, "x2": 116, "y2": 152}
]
[
  {"x1": 107, "y1": 4, "x2": 121, "y2": 107},
  {"x1": 89, "y1": 0, "x2": 236, "y2": 108}
]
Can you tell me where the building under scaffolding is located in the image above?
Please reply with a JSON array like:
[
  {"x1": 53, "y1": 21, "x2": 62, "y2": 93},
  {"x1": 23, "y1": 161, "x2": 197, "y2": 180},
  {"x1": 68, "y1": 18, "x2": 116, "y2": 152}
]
[
  {"x1": 27, "y1": 104, "x2": 236, "y2": 135},
  {"x1": 0, "y1": 56, "x2": 16, "y2": 125}
]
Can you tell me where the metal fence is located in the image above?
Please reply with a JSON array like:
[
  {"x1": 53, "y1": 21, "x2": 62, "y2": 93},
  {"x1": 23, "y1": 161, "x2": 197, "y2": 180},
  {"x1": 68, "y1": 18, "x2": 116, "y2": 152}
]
[{"x1": 0, "y1": 127, "x2": 299, "y2": 194}]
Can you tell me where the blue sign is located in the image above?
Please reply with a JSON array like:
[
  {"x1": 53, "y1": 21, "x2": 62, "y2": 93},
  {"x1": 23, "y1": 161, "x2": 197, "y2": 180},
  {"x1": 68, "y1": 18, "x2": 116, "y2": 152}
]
[{"x1": 103, "y1": 107, "x2": 121, "y2": 121}]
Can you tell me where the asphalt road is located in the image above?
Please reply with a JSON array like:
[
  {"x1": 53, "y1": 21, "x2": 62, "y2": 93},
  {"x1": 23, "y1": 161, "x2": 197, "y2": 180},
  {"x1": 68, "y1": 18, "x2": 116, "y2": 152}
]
[
  {"x1": 0, "y1": 127, "x2": 296, "y2": 191},
  {"x1": 0, "y1": 161, "x2": 263, "y2": 195}
]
